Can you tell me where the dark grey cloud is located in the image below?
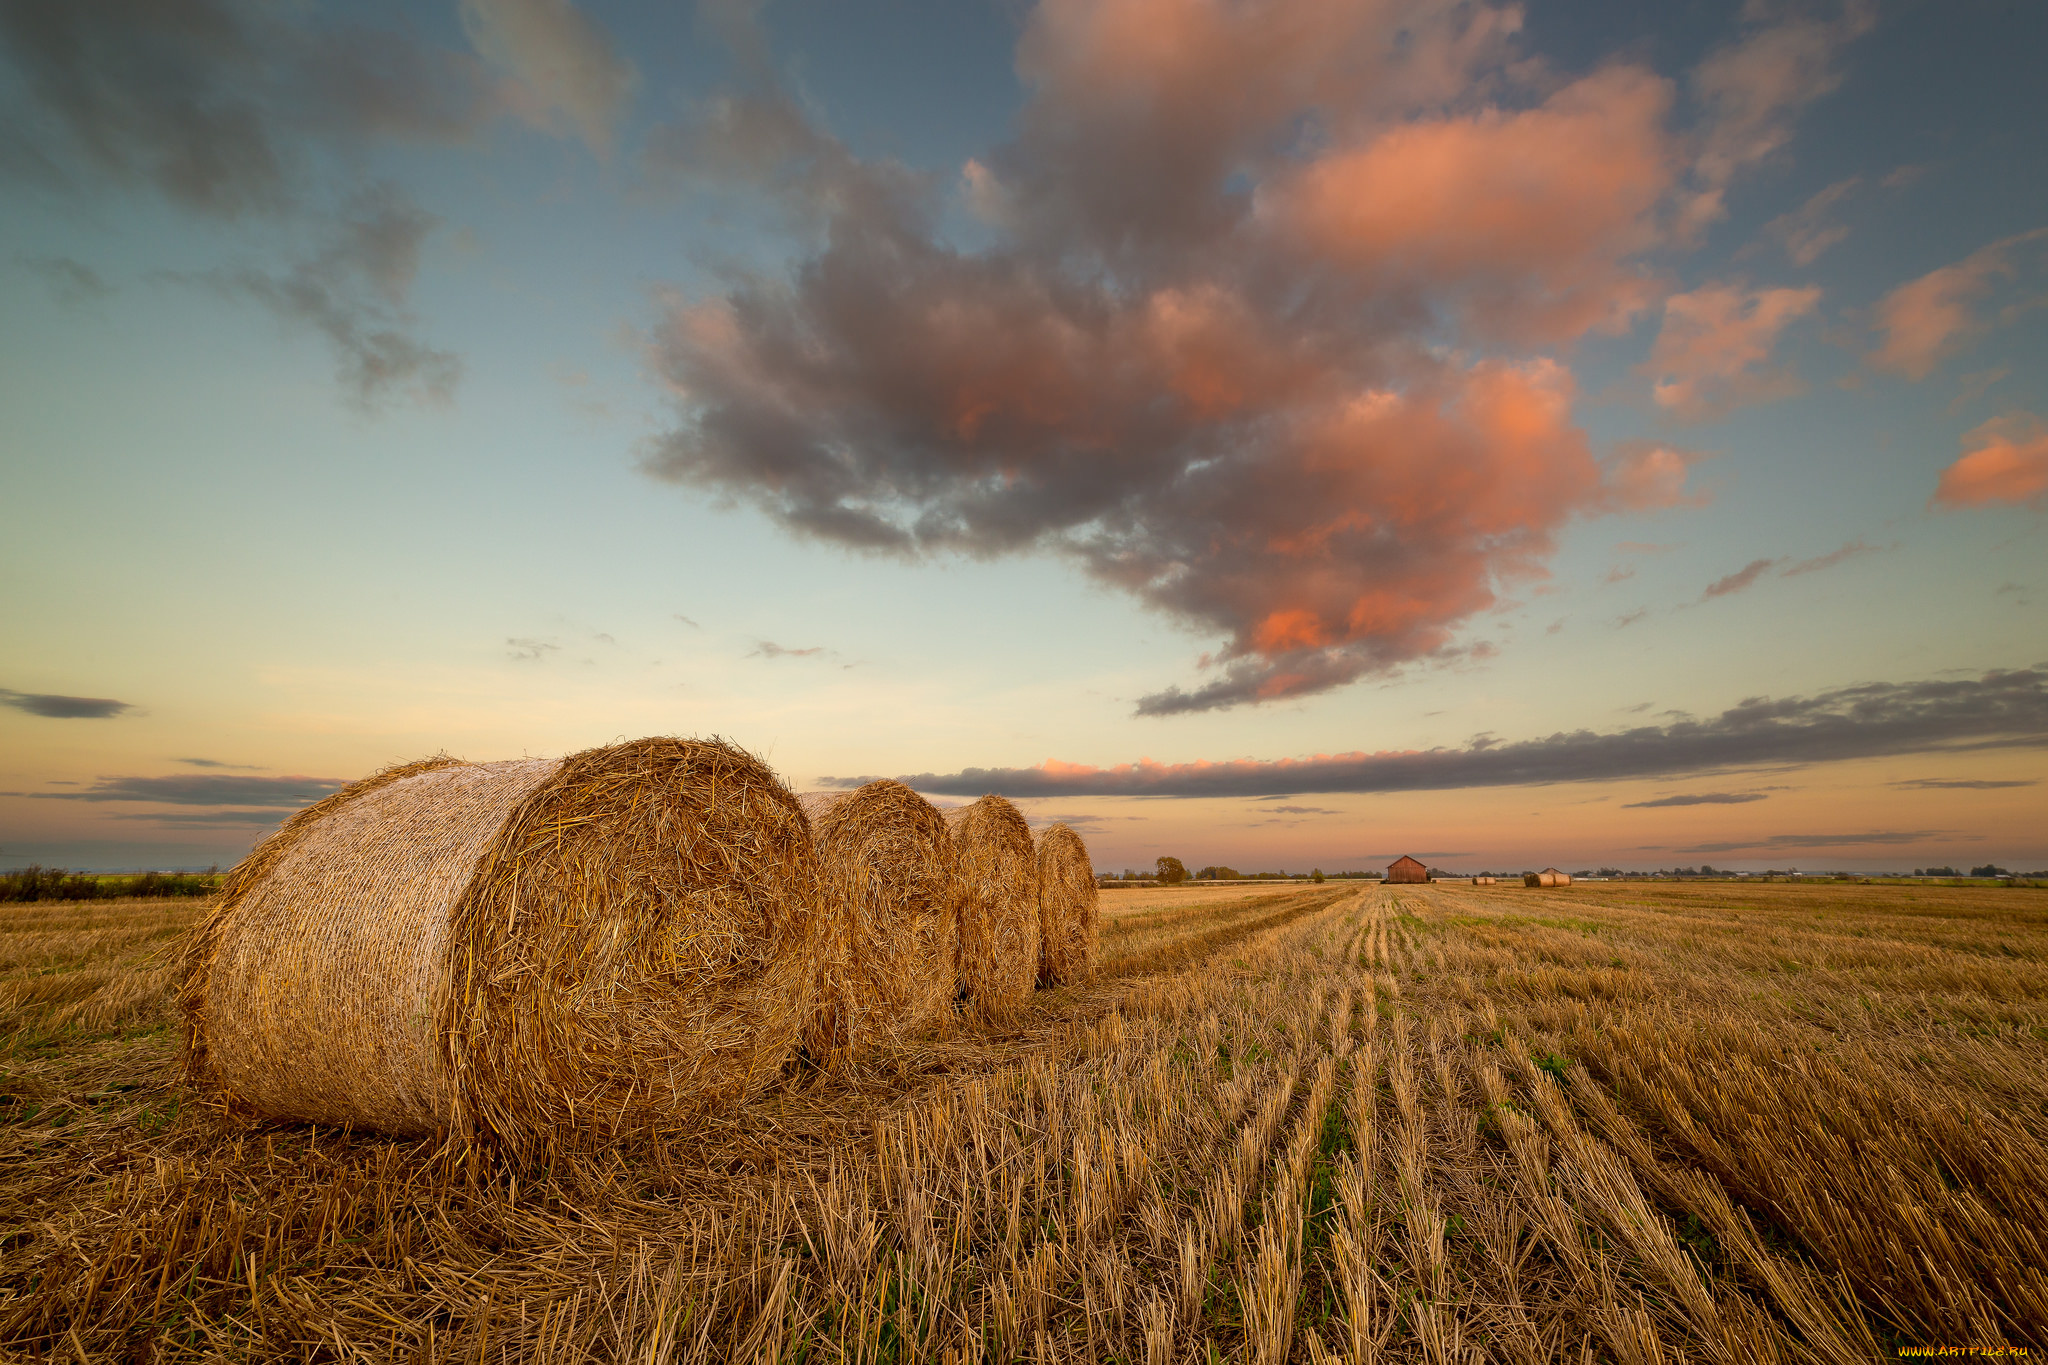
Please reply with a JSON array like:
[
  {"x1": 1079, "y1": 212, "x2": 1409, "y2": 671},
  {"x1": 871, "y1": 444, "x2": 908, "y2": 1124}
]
[
  {"x1": 1623, "y1": 792, "x2": 1769, "y2": 808},
  {"x1": 13, "y1": 774, "x2": 345, "y2": 806},
  {"x1": 22, "y1": 253, "x2": 112, "y2": 302},
  {"x1": 175, "y1": 757, "x2": 261, "y2": 770},
  {"x1": 0, "y1": 0, "x2": 498, "y2": 215},
  {"x1": 1674, "y1": 830, "x2": 1950, "y2": 853},
  {"x1": 1891, "y1": 777, "x2": 2035, "y2": 790},
  {"x1": 0, "y1": 688, "x2": 133, "y2": 719},
  {"x1": 751, "y1": 641, "x2": 826, "y2": 659},
  {"x1": 188, "y1": 184, "x2": 460, "y2": 409},
  {"x1": 0, "y1": 0, "x2": 561, "y2": 408},
  {"x1": 839, "y1": 666, "x2": 2048, "y2": 798},
  {"x1": 674, "y1": 614, "x2": 702, "y2": 629},
  {"x1": 1783, "y1": 540, "x2": 1882, "y2": 578},
  {"x1": 1703, "y1": 557, "x2": 1781, "y2": 599},
  {"x1": 506, "y1": 637, "x2": 559, "y2": 662},
  {"x1": 1260, "y1": 805, "x2": 1343, "y2": 816},
  {"x1": 108, "y1": 809, "x2": 293, "y2": 826}
]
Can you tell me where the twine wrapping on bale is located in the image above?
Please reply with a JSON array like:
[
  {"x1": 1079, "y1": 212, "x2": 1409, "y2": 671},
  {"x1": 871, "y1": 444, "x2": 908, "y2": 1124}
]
[
  {"x1": 180, "y1": 737, "x2": 824, "y2": 1157},
  {"x1": 797, "y1": 781, "x2": 955, "y2": 1059},
  {"x1": 1034, "y1": 823, "x2": 1098, "y2": 987},
  {"x1": 945, "y1": 795, "x2": 1038, "y2": 1022}
]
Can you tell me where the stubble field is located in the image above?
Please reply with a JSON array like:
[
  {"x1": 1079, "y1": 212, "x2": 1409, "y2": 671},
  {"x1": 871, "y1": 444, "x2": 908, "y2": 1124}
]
[{"x1": 2, "y1": 879, "x2": 2044, "y2": 1361}]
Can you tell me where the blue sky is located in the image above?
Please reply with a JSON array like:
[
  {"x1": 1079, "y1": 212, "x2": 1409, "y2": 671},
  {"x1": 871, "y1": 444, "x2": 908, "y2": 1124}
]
[{"x1": 1, "y1": 0, "x2": 2042, "y2": 873}]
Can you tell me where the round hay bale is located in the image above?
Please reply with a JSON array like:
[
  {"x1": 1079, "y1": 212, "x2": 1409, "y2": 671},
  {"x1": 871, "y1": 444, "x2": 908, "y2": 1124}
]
[
  {"x1": 796, "y1": 782, "x2": 955, "y2": 1057},
  {"x1": 180, "y1": 737, "x2": 824, "y2": 1155},
  {"x1": 1034, "y1": 823, "x2": 1098, "y2": 986},
  {"x1": 945, "y1": 795, "x2": 1038, "y2": 1021}
]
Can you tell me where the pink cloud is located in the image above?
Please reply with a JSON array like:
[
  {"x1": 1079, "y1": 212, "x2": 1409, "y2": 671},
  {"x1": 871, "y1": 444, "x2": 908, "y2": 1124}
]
[
  {"x1": 1603, "y1": 440, "x2": 1709, "y2": 510},
  {"x1": 1260, "y1": 65, "x2": 1676, "y2": 340},
  {"x1": 1870, "y1": 229, "x2": 2048, "y2": 381},
  {"x1": 1761, "y1": 177, "x2": 1858, "y2": 266},
  {"x1": 1933, "y1": 413, "x2": 2048, "y2": 510},
  {"x1": 639, "y1": 0, "x2": 1830, "y2": 714},
  {"x1": 1679, "y1": 2, "x2": 1876, "y2": 236},
  {"x1": 1644, "y1": 282, "x2": 1820, "y2": 420}
]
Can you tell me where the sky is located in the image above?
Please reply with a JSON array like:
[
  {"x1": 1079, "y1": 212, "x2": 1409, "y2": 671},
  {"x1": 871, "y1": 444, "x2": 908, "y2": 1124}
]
[{"x1": 1, "y1": 0, "x2": 2043, "y2": 875}]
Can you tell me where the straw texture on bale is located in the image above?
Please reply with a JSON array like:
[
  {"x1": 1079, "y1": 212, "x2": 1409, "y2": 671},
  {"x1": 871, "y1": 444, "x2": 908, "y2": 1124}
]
[
  {"x1": 1033, "y1": 823, "x2": 1098, "y2": 987},
  {"x1": 797, "y1": 781, "x2": 955, "y2": 1057},
  {"x1": 181, "y1": 737, "x2": 824, "y2": 1155},
  {"x1": 944, "y1": 795, "x2": 1038, "y2": 1021}
]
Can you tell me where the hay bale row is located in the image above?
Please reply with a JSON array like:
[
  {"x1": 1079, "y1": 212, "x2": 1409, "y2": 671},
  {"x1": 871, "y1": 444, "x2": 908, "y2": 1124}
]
[
  {"x1": 799, "y1": 780, "x2": 954, "y2": 1058},
  {"x1": 181, "y1": 740, "x2": 1096, "y2": 1151},
  {"x1": 1035, "y1": 822, "x2": 1098, "y2": 987}
]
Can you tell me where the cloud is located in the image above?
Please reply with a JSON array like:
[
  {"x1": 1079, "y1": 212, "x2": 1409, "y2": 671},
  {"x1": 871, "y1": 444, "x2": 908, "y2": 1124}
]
[
  {"x1": 1950, "y1": 367, "x2": 2011, "y2": 415},
  {"x1": 1644, "y1": 282, "x2": 1820, "y2": 420},
  {"x1": 0, "y1": 689, "x2": 133, "y2": 719},
  {"x1": 1760, "y1": 177, "x2": 1858, "y2": 265},
  {"x1": 673, "y1": 614, "x2": 701, "y2": 629},
  {"x1": 1702, "y1": 557, "x2": 1781, "y2": 599},
  {"x1": 0, "y1": 0, "x2": 500, "y2": 216},
  {"x1": 643, "y1": 0, "x2": 1721, "y2": 716},
  {"x1": 1258, "y1": 805, "x2": 1342, "y2": 816},
  {"x1": 1870, "y1": 229, "x2": 2048, "y2": 381},
  {"x1": 506, "y1": 637, "x2": 559, "y2": 661},
  {"x1": 175, "y1": 757, "x2": 262, "y2": 770},
  {"x1": 1613, "y1": 608, "x2": 1651, "y2": 629},
  {"x1": 1358, "y1": 851, "x2": 1472, "y2": 861},
  {"x1": 842, "y1": 666, "x2": 2048, "y2": 798},
  {"x1": 14, "y1": 774, "x2": 346, "y2": 806},
  {"x1": 191, "y1": 184, "x2": 460, "y2": 409},
  {"x1": 1604, "y1": 441, "x2": 1710, "y2": 509},
  {"x1": 1782, "y1": 540, "x2": 1879, "y2": 577},
  {"x1": 107, "y1": 809, "x2": 294, "y2": 827},
  {"x1": 22, "y1": 254, "x2": 113, "y2": 303},
  {"x1": 1601, "y1": 566, "x2": 1636, "y2": 585},
  {"x1": 0, "y1": 1, "x2": 638, "y2": 407},
  {"x1": 1932, "y1": 412, "x2": 2048, "y2": 510},
  {"x1": 1623, "y1": 792, "x2": 1768, "y2": 808},
  {"x1": 750, "y1": 640, "x2": 826, "y2": 659},
  {"x1": 1676, "y1": 830, "x2": 1945, "y2": 853},
  {"x1": 1679, "y1": 1, "x2": 1876, "y2": 236},
  {"x1": 1891, "y1": 778, "x2": 2034, "y2": 790},
  {"x1": 457, "y1": 0, "x2": 635, "y2": 157}
]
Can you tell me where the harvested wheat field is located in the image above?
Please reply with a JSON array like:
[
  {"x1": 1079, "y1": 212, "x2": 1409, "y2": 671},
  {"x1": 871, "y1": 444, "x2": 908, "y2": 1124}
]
[{"x1": 3, "y1": 879, "x2": 2045, "y2": 1360}]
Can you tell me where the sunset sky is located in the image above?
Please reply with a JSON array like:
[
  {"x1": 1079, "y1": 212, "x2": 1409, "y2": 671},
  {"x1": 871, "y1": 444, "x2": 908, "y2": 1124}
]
[{"x1": 2, "y1": 0, "x2": 2043, "y2": 874}]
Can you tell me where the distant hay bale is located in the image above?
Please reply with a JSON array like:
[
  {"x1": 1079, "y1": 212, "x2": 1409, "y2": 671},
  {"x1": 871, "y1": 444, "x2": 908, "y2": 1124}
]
[
  {"x1": 945, "y1": 795, "x2": 1038, "y2": 1020},
  {"x1": 180, "y1": 737, "x2": 824, "y2": 1156},
  {"x1": 1034, "y1": 823, "x2": 1097, "y2": 987},
  {"x1": 798, "y1": 781, "x2": 955, "y2": 1057}
]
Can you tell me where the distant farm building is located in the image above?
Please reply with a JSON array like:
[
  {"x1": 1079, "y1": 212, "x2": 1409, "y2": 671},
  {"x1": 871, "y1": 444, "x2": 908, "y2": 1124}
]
[
  {"x1": 1387, "y1": 856, "x2": 1429, "y2": 884},
  {"x1": 1524, "y1": 868, "x2": 1573, "y2": 887}
]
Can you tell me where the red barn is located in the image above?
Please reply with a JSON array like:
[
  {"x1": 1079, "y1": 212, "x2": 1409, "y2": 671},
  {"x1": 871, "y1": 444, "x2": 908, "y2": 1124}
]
[{"x1": 1386, "y1": 855, "x2": 1429, "y2": 884}]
